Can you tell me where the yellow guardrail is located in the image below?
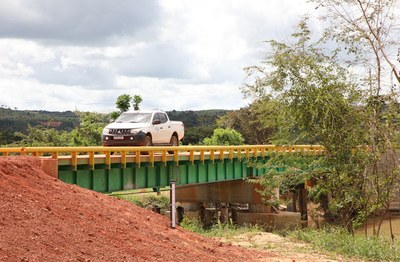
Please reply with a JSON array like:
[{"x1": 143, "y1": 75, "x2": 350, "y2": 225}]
[{"x1": 0, "y1": 145, "x2": 324, "y2": 170}]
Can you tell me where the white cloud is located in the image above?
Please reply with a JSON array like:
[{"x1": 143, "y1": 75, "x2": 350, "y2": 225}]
[{"x1": 0, "y1": 0, "x2": 318, "y2": 112}]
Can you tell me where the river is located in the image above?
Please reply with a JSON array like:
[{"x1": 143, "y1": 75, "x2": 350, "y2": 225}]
[{"x1": 356, "y1": 215, "x2": 400, "y2": 239}]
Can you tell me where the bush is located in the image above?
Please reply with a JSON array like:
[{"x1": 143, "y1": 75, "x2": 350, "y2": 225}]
[
  {"x1": 202, "y1": 128, "x2": 244, "y2": 145},
  {"x1": 114, "y1": 192, "x2": 170, "y2": 214}
]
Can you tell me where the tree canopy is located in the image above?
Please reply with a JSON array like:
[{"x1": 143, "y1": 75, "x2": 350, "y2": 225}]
[{"x1": 242, "y1": 12, "x2": 400, "y2": 234}]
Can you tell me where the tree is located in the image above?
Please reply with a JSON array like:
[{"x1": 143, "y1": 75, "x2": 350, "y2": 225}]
[
  {"x1": 244, "y1": 19, "x2": 370, "y2": 233},
  {"x1": 111, "y1": 94, "x2": 143, "y2": 120},
  {"x1": 312, "y1": 0, "x2": 400, "y2": 86},
  {"x1": 311, "y1": 0, "x2": 400, "y2": 237},
  {"x1": 132, "y1": 95, "x2": 143, "y2": 111},
  {"x1": 0, "y1": 129, "x2": 16, "y2": 146},
  {"x1": 13, "y1": 125, "x2": 70, "y2": 147},
  {"x1": 216, "y1": 98, "x2": 304, "y2": 145},
  {"x1": 202, "y1": 128, "x2": 244, "y2": 146},
  {"x1": 70, "y1": 112, "x2": 106, "y2": 146},
  {"x1": 10, "y1": 112, "x2": 107, "y2": 147},
  {"x1": 116, "y1": 94, "x2": 132, "y2": 113},
  {"x1": 183, "y1": 126, "x2": 214, "y2": 145}
]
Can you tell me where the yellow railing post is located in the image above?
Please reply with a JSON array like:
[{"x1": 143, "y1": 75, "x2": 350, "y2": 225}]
[
  {"x1": 121, "y1": 151, "x2": 127, "y2": 169},
  {"x1": 89, "y1": 151, "x2": 95, "y2": 170},
  {"x1": 210, "y1": 149, "x2": 215, "y2": 163},
  {"x1": 162, "y1": 150, "x2": 167, "y2": 166},
  {"x1": 189, "y1": 150, "x2": 194, "y2": 165},
  {"x1": 174, "y1": 150, "x2": 179, "y2": 166},
  {"x1": 71, "y1": 151, "x2": 78, "y2": 171},
  {"x1": 135, "y1": 150, "x2": 141, "y2": 168},
  {"x1": 200, "y1": 149, "x2": 205, "y2": 163},
  {"x1": 219, "y1": 149, "x2": 224, "y2": 162},
  {"x1": 105, "y1": 151, "x2": 111, "y2": 169},
  {"x1": 149, "y1": 150, "x2": 154, "y2": 167},
  {"x1": 228, "y1": 149, "x2": 233, "y2": 162}
]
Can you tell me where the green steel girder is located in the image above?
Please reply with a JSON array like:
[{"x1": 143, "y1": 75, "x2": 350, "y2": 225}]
[{"x1": 58, "y1": 158, "x2": 268, "y2": 193}]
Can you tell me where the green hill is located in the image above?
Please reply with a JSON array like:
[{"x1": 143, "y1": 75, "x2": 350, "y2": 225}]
[{"x1": 0, "y1": 108, "x2": 230, "y2": 146}]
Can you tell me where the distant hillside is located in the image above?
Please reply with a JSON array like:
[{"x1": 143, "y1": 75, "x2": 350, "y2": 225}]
[
  {"x1": 167, "y1": 109, "x2": 229, "y2": 127},
  {"x1": 0, "y1": 108, "x2": 230, "y2": 145},
  {"x1": 0, "y1": 108, "x2": 80, "y2": 133},
  {"x1": 167, "y1": 109, "x2": 230, "y2": 144}
]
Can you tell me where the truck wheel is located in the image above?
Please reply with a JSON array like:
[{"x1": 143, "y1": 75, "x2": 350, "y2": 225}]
[
  {"x1": 168, "y1": 135, "x2": 179, "y2": 154},
  {"x1": 141, "y1": 135, "x2": 152, "y2": 155},
  {"x1": 144, "y1": 135, "x2": 153, "y2": 146}
]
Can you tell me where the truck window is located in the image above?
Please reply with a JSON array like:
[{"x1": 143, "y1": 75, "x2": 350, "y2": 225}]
[
  {"x1": 116, "y1": 112, "x2": 151, "y2": 123},
  {"x1": 160, "y1": 113, "x2": 168, "y2": 124},
  {"x1": 153, "y1": 113, "x2": 161, "y2": 123}
]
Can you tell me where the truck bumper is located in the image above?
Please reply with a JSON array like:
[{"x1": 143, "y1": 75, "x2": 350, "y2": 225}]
[{"x1": 102, "y1": 131, "x2": 147, "y2": 146}]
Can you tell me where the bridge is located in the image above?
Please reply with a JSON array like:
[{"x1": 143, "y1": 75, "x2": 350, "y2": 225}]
[
  {"x1": 0, "y1": 145, "x2": 324, "y2": 228},
  {"x1": 0, "y1": 145, "x2": 323, "y2": 192}
]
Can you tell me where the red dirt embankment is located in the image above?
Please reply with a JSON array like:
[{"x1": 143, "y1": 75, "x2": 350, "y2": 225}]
[{"x1": 0, "y1": 157, "x2": 274, "y2": 261}]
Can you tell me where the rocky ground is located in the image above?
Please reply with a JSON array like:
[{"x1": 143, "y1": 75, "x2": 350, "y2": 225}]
[{"x1": 0, "y1": 156, "x2": 346, "y2": 261}]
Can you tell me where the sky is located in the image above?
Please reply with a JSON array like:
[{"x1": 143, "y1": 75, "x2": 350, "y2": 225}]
[{"x1": 0, "y1": 0, "x2": 319, "y2": 113}]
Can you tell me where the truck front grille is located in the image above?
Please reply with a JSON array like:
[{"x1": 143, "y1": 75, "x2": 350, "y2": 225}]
[{"x1": 109, "y1": 129, "x2": 131, "y2": 135}]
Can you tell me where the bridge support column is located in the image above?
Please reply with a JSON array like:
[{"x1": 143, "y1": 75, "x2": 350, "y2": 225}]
[
  {"x1": 176, "y1": 180, "x2": 265, "y2": 204},
  {"x1": 176, "y1": 180, "x2": 301, "y2": 229}
]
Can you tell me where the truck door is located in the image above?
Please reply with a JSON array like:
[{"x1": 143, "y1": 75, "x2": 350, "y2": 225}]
[
  {"x1": 159, "y1": 112, "x2": 171, "y2": 143},
  {"x1": 151, "y1": 113, "x2": 163, "y2": 144}
]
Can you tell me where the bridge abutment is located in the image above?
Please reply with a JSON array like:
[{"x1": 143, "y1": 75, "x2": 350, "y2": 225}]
[{"x1": 176, "y1": 180, "x2": 301, "y2": 229}]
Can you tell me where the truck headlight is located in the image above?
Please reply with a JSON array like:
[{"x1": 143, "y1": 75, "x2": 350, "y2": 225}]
[
  {"x1": 102, "y1": 128, "x2": 110, "y2": 135},
  {"x1": 130, "y1": 129, "x2": 140, "y2": 134}
]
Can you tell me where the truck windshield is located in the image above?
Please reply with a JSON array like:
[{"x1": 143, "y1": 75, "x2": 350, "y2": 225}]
[{"x1": 115, "y1": 113, "x2": 152, "y2": 123}]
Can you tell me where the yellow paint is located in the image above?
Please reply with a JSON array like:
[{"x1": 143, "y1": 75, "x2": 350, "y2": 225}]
[{"x1": 0, "y1": 145, "x2": 325, "y2": 168}]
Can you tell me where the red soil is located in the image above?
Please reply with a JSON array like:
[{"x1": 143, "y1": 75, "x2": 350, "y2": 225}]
[{"x1": 0, "y1": 157, "x2": 275, "y2": 261}]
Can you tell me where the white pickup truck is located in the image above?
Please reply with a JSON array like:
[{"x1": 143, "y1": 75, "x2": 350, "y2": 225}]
[{"x1": 102, "y1": 110, "x2": 184, "y2": 147}]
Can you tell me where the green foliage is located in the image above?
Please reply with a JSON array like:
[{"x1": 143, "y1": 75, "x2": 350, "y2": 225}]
[
  {"x1": 0, "y1": 129, "x2": 17, "y2": 146},
  {"x1": 179, "y1": 217, "x2": 207, "y2": 235},
  {"x1": 244, "y1": 19, "x2": 373, "y2": 232},
  {"x1": 202, "y1": 128, "x2": 244, "y2": 146},
  {"x1": 0, "y1": 108, "x2": 228, "y2": 146},
  {"x1": 111, "y1": 94, "x2": 142, "y2": 120},
  {"x1": 0, "y1": 108, "x2": 78, "y2": 130},
  {"x1": 168, "y1": 110, "x2": 229, "y2": 145},
  {"x1": 183, "y1": 126, "x2": 214, "y2": 145},
  {"x1": 110, "y1": 111, "x2": 121, "y2": 121},
  {"x1": 180, "y1": 217, "x2": 262, "y2": 238},
  {"x1": 217, "y1": 99, "x2": 280, "y2": 144},
  {"x1": 254, "y1": 154, "x2": 324, "y2": 206},
  {"x1": 307, "y1": 0, "x2": 400, "y2": 235},
  {"x1": 114, "y1": 192, "x2": 170, "y2": 215},
  {"x1": 216, "y1": 98, "x2": 312, "y2": 145},
  {"x1": 114, "y1": 93, "x2": 143, "y2": 113},
  {"x1": 288, "y1": 226, "x2": 400, "y2": 261},
  {"x1": 0, "y1": 108, "x2": 79, "y2": 145},
  {"x1": 69, "y1": 112, "x2": 107, "y2": 146},
  {"x1": 13, "y1": 125, "x2": 71, "y2": 146},
  {"x1": 10, "y1": 111, "x2": 107, "y2": 147},
  {"x1": 115, "y1": 94, "x2": 132, "y2": 113},
  {"x1": 132, "y1": 95, "x2": 143, "y2": 111}
]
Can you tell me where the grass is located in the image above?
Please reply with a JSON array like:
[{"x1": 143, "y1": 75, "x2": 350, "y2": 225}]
[
  {"x1": 181, "y1": 217, "x2": 400, "y2": 261},
  {"x1": 111, "y1": 190, "x2": 170, "y2": 214},
  {"x1": 112, "y1": 192, "x2": 399, "y2": 261},
  {"x1": 180, "y1": 217, "x2": 262, "y2": 238},
  {"x1": 285, "y1": 226, "x2": 400, "y2": 261}
]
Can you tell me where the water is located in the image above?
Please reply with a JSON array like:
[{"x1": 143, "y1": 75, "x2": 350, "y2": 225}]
[{"x1": 356, "y1": 215, "x2": 400, "y2": 239}]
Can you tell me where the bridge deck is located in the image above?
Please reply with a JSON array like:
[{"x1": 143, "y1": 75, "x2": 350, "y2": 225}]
[{"x1": 0, "y1": 145, "x2": 324, "y2": 192}]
